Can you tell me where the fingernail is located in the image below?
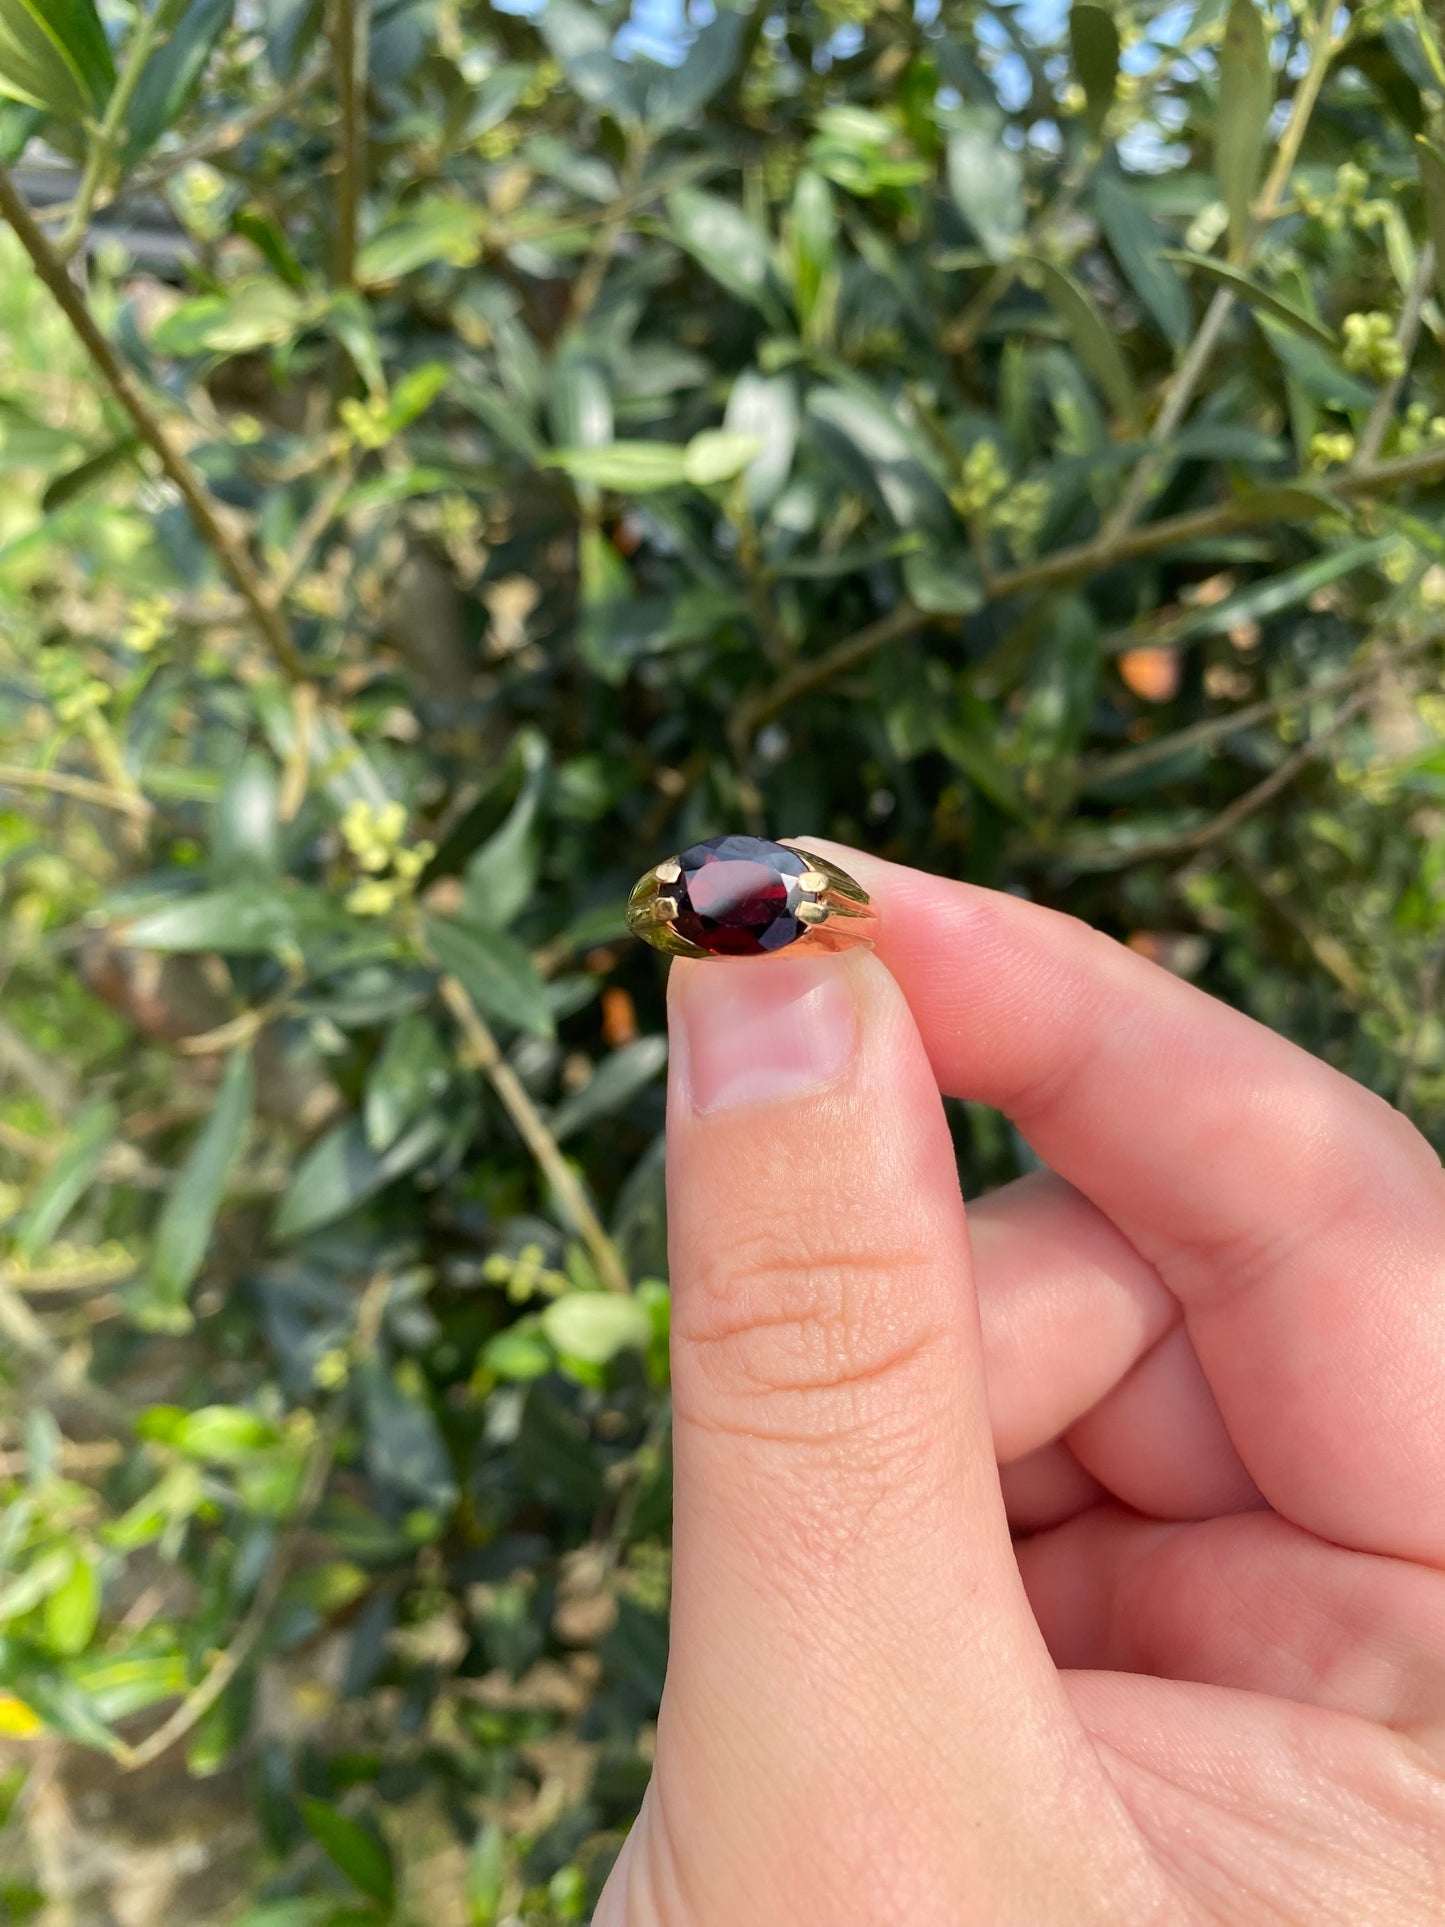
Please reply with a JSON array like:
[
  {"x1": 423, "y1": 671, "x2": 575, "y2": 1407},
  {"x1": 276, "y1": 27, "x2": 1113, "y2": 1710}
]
[{"x1": 673, "y1": 956, "x2": 860, "y2": 1114}]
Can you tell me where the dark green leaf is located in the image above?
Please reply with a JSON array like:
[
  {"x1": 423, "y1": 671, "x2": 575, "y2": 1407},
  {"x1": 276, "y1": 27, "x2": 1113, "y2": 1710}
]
[
  {"x1": 364, "y1": 1011, "x2": 449, "y2": 1152},
  {"x1": 299, "y1": 1799, "x2": 396, "y2": 1908},
  {"x1": 1167, "y1": 253, "x2": 1336, "y2": 347},
  {"x1": 1216, "y1": 0, "x2": 1272, "y2": 257},
  {"x1": 145, "y1": 1049, "x2": 253, "y2": 1318},
  {"x1": 234, "y1": 207, "x2": 309, "y2": 290},
  {"x1": 41, "y1": 438, "x2": 141, "y2": 513},
  {"x1": 1069, "y1": 2, "x2": 1119, "y2": 139},
  {"x1": 807, "y1": 382, "x2": 951, "y2": 530},
  {"x1": 354, "y1": 1356, "x2": 458, "y2": 1512},
  {"x1": 272, "y1": 1111, "x2": 450, "y2": 1241},
  {"x1": 1110, "y1": 537, "x2": 1394, "y2": 653},
  {"x1": 1257, "y1": 318, "x2": 1374, "y2": 409},
  {"x1": 935, "y1": 719, "x2": 1033, "y2": 822},
  {"x1": 648, "y1": 7, "x2": 747, "y2": 127},
  {"x1": 0, "y1": 0, "x2": 114, "y2": 120},
  {"x1": 15, "y1": 1101, "x2": 116, "y2": 1261},
  {"x1": 901, "y1": 549, "x2": 984, "y2": 615},
  {"x1": 462, "y1": 744, "x2": 545, "y2": 931},
  {"x1": 550, "y1": 1036, "x2": 668, "y2": 1142},
  {"x1": 1096, "y1": 173, "x2": 1190, "y2": 348},
  {"x1": 427, "y1": 916, "x2": 555, "y2": 1038},
  {"x1": 1417, "y1": 138, "x2": 1445, "y2": 310},
  {"x1": 1029, "y1": 257, "x2": 1140, "y2": 425},
  {"x1": 125, "y1": 0, "x2": 234, "y2": 163}
]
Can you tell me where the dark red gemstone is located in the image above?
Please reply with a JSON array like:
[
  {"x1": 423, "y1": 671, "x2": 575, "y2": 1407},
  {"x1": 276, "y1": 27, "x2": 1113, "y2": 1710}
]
[{"x1": 673, "y1": 835, "x2": 812, "y2": 956}]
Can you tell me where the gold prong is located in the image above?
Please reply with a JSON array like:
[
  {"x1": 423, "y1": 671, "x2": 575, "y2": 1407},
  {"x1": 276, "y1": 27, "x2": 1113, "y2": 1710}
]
[
  {"x1": 654, "y1": 859, "x2": 682, "y2": 884},
  {"x1": 797, "y1": 902, "x2": 828, "y2": 925},
  {"x1": 797, "y1": 870, "x2": 828, "y2": 893},
  {"x1": 631, "y1": 894, "x2": 678, "y2": 929}
]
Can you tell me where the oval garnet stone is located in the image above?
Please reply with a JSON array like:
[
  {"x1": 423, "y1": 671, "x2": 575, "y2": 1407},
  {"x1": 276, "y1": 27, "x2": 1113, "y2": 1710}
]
[{"x1": 673, "y1": 835, "x2": 812, "y2": 956}]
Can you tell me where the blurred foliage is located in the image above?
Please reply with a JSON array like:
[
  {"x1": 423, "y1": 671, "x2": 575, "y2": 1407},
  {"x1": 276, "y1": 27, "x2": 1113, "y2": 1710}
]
[{"x1": 1, "y1": 0, "x2": 1445, "y2": 1918}]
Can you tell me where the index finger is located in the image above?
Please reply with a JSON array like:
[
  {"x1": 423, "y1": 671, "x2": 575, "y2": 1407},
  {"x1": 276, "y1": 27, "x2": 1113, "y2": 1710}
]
[{"x1": 796, "y1": 839, "x2": 1445, "y2": 1567}]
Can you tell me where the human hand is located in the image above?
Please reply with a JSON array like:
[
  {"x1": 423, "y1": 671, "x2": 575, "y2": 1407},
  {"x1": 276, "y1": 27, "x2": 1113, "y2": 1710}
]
[{"x1": 595, "y1": 842, "x2": 1445, "y2": 1926}]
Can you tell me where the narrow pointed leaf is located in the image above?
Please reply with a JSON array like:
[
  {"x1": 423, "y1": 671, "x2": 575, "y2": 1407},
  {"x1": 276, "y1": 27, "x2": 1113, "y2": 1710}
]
[
  {"x1": 1096, "y1": 174, "x2": 1190, "y2": 348},
  {"x1": 1215, "y1": 0, "x2": 1272, "y2": 257},
  {"x1": 124, "y1": 0, "x2": 235, "y2": 163},
  {"x1": 146, "y1": 1049, "x2": 254, "y2": 1315},
  {"x1": 1069, "y1": 2, "x2": 1119, "y2": 139},
  {"x1": 1030, "y1": 257, "x2": 1140, "y2": 425},
  {"x1": 0, "y1": 0, "x2": 114, "y2": 120},
  {"x1": 1416, "y1": 138, "x2": 1445, "y2": 309},
  {"x1": 427, "y1": 916, "x2": 555, "y2": 1038},
  {"x1": 299, "y1": 1799, "x2": 395, "y2": 1908},
  {"x1": 1167, "y1": 252, "x2": 1336, "y2": 346},
  {"x1": 15, "y1": 1101, "x2": 117, "y2": 1261}
]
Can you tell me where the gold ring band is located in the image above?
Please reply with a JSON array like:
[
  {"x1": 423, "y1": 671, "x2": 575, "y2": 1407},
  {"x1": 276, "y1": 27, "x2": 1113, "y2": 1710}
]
[{"x1": 626, "y1": 835, "x2": 877, "y2": 961}]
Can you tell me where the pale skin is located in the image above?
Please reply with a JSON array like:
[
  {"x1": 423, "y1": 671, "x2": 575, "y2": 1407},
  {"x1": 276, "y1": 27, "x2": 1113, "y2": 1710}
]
[{"x1": 595, "y1": 840, "x2": 1445, "y2": 1926}]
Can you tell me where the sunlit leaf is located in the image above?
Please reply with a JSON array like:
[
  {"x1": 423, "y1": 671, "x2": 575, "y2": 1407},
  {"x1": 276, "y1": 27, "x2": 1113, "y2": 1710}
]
[{"x1": 0, "y1": 0, "x2": 114, "y2": 120}]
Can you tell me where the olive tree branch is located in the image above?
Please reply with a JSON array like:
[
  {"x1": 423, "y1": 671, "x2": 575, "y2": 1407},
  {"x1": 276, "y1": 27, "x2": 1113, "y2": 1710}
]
[
  {"x1": 567, "y1": 135, "x2": 651, "y2": 330},
  {"x1": 59, "y1": 0, "x2": 193, "y2": 259},
  {"x1": 0, "y1": 164, "x2": 309, "y2": 684},
  {"x1": 0, "y1": 765, "x2": 154, "y2": 820},
  {"x1": 1084, "y1": 621, "x2": 1443, "y2": 786},
  {"x1": 439, "y1": 976, "x2": 632, "y2": 1296},
  {"x1": 1054, "y1": 686, "x2": 1373, "y2": 871},
  {"x1": 730, "y1": 438, "x2": 1445, "y2": 742},
  {"x1": 1101, "y1": 3, "x2": 1343, "y2": 543}
]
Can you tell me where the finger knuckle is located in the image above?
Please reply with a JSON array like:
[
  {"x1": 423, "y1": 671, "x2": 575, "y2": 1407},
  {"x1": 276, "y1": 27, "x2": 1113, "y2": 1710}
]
[{"x1": 672, "y1": 1218, "x2": 951, "y2": 1440}]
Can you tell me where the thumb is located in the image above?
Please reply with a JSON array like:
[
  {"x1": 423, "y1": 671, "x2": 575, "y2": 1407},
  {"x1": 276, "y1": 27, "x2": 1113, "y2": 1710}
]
[{"x1": 611, "y1": 949, "x2": 1146, "y2": 1925}]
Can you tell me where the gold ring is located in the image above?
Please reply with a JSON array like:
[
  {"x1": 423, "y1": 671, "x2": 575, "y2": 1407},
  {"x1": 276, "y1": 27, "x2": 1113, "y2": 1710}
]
[{"x1": 626, "y1": 835, "x2": 877, "y2": 960}]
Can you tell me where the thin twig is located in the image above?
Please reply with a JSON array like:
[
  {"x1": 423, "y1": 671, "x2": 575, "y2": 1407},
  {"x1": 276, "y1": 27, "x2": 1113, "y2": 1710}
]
[
  {"x1": 331, "y1": 0, "x2": 370, "y2": 289},
  {"x1": 1084, "y1": 623, "x2": 1443, "y2": 786},
  {"x1": 59, "y1": 0, "x2": 192, "y2": 259},
  {"x1": 731, "y1": 438, "x2": 1445, "y2": 735},
  {"x1": 0, "y1": 1280, "x2": 132, "y2": 1431},
  {"x1": 567, "y1": 137, "x2": 650, "y2": 329},
  {"x1": 0, "y1": 764, "x2": 153, "y2": 820},
  {"x1": 1355, "y1": 244, "x2": 1436, "y2": 468},
  {"x1": 439, "y1": 976, "x2": 632, "y2": 1296},
  {"x1": 730, "y1": 601, "x2": 932, "y2": 747},
  {"x1": 125, "y1": 60, "x2": 330, "y2": 202},
  {"x1": 1101, "y1": 3, "x2": 1342, "y2": 542},
  {"x1": 268, "y1": 452, "x2": 358, "y2": 608},
  {"x1": 1059, "y1": 687, "x2": 1372, "y2": 871},
  {"x1": 0, "y1": 164, "x2": 309, "y2": 684}
]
